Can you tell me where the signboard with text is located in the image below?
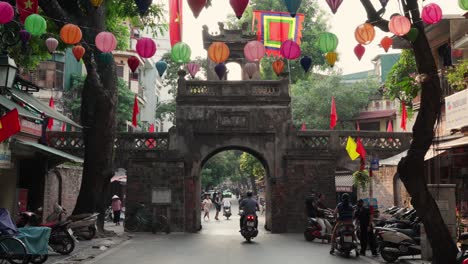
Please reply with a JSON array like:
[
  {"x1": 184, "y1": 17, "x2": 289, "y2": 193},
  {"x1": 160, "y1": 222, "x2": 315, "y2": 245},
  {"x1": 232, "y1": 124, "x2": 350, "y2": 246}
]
[
  {"x1": 152, "y1": 188, "x2": 171, "y2": 204},
  {"x1": 445, "y1": 89, "x2": 468, "y2": 131},
  {"x1": 20, "y1": 118, "x2": 42, "y2": 137}
]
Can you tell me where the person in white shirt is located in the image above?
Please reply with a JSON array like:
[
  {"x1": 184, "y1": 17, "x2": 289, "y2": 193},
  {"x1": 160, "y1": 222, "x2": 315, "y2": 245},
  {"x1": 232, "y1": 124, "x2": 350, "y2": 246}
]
[{"x1": 222, "y1": 197, "x2": 231, "y2": 208}]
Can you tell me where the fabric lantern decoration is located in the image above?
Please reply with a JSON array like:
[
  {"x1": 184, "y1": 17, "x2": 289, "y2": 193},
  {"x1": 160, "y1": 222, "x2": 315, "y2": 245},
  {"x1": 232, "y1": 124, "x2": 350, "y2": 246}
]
[
  {"x1": 45, "y1": 38, "x2": 59, "y2": 54},
  {"x1": 18, "y1": 30, "x2": 31, "y2": 48},
  {"x1": 72, "y1": 45, "x2": 85, "y2": 61},
  {"x1": 354, "y1": 44, "x2": 365, "y2": 61},
  {"x1": 188, "y1": 0, "x2": 207, "y2": 18},
  {"x1": 244, "y1": 41, "x2": 265, "y2": 62},
  {"x1": 90, "y1": 0, "x2": 104, "y2": 8},
  {"x1": 244, "y1": 63, "x2": 257, "y2": 79},
  {"x1": 355, "y1": 23, "x2": 375, "y2": 45},
  {"x1": 300, "y1": 56, "x2": 312, "y2": 73},
  {"x1": 0, "y1": 2, "x2": 14, "y2": 24},
  {"x1": 282, "y1": 0, "x2": 302, "y2": 17},
  {"x1": 187, "y1": 63, "x2": 200, "y2": 78},
  {"x1": 136, "y1": 37, "x2": 156, "y2": 58},
  {"x1": 325, "y1": 0, "x2": 343, "y2": 14},
  {"x1": 135, "y1": 0, "x2": 153, "y2": 16},
  {"x1": 230, "y1": 0, "x2": 249, "y2": 19},
  {"x1": 155, "y1": 60, "x2": 168, "y2": 77},
  {"x1": 325, "y1": 52, "x2": 337, "y2": 67},
  {"x1": 214, "y1": 63, "x2": 227, "y2": 80},
  {"x1": 452, "y1": 49, "x2": 463, "y2": 58},
  {"x1": 99, "y1": 53, "x2": 114, "y2": 64},
  {"x1": 272, "y1": 59, "x2": 284, "y2": 76},
  {"x1": 95, "y1": 32, "x2": 117, "y2": 53},
  {"x1": 128, "y1": 56, "x2": 140, "y2": 73},
  {"x1": 24, "y1": 14, "x2": 47, "y2": 36},
  {"x1": 406, "y1": 28, "x2": 419, "y2": 42},
  {"x1": 60, "y1": 24, "x2": 82, "y2": 45},
  {"x1": 171, "y1": 42, "x2": 191, "y2": 63},
  {"x1": 421, "y1": 3, "x2": 442, "y2": 25},
  {"x1": 380, "y1": 36, "x2": 393, "y2": 52},
  {"x1": 317, "y1": 32, "x2": 338, "y2": 53},
  {"x1": 208, "y1": 42, "x2": 230, "y2": 64},
  {"x1": 460, "y1": 0, "x2": 468, "y2": 10},
  {"x1": 280, "y1": 40, "x2": 301, "y2": 60},
  {"x1": 379, "y1": 0, "x2": 389, "y2": 7},
  {"x1": 389, "y1": 15, "x2": 411, "y2": 36}
]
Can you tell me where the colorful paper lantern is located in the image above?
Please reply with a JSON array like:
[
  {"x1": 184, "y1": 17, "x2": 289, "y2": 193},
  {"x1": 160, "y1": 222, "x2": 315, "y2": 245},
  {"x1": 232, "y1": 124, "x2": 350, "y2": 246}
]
[
  {"x1": 282, "y1": 0, "x2": 302, "y2": 17},
  {"x1": 99, "y1": 53, "x2": 114, "y2": 64},
  {"x1": 18, "y1": 30, "x2": 31, "y2": 44},
  {"x1": 72, "y1": 45, "x2": 85, "y2": 61},
  {"x1": 46, "y1": 38, "x2": 59, "y2": 53},
  {"x1": 188, "y1": 0, "x2": 207, "y2": 18},
  {"x1": 230, "y1": 0, "x2": 249, "y2": 19},
  {"x1": 317, "y1": 32, "x2": 338, "y2": 53},
  {"x1": 95, "y1": 32, "x2": 117, "y2": 53},
  {"x1": 452, "y1": 49, "x2": 463, "y2": 58},
  {"x1": 187, "y1": 63, "x2": 200, "y2": 78},
  {"x1": 0, "y1": 2, "x2": 14, "y2": 24},
  {"x1": 155, "y1": 60, "x2": 168, "y2": 77},
  {"x1": 24, "y1": 14, "x2": 47, "y2": 36},
  {"x1": 244, "y1": 41, "x2": 265, "y2": 62},
  {"x1": 90, "y1": 0, "x2": 104, "y2": 8},
  {"x1": 422, "y1": 3, "x2": 442, "y2": 24},
  {"x1": 300, "y1": 56, "x2": 312, "y2": 73},
  {"x1": 325, "y1": 52, "x2": 337, "y2": 67},
  {"x1": 60, "y1": 24, "x2": 82, "y2": 45},
  {"x1": 171, "y1": 42, "x2": 191, "y2": 63},
  {"x1": 460, "y1": 0, "x2": 468, "y2": 10},
  {"x1": 389, "y1": 15, "x2": 411, "y2": 36},
  {"x1": 380, "y1": 36, "x2": 393, "y2": 52},
  {"x1": 136, "y1": 37, "x2": 156, "y2": 58},
  {"x1": 354, "y1": 44, "x2": 365, "y2": 61},
  {"x1": 208, "y1": 42, "x2": 230, "y2": 64},
  {"x1": 379, "y1": 0, "x2": 389, "y2": 7},
  {"x1": 244, "y1": 62, "x2": 257, "y2": 79},
  {"x1": 128, "y1": 56, "x2": 140, "y2": 73},
  {"x1": 214, "y1": 63, "x2": 227, "y2": 80},
  {"x1": 325, "y1": 0, "x2": 343, "y2": 14},
  {"x1": 406, "y1": 28, "x2": 419, "y2": 42},
  {"x1": 280, "y1": 40, "x2": 301, "y2": 60},
  {"x1": 355, "y1": 23, "x2": 375, "y2": 45},
  {"x1": 135, "y1": 0, "x2": 153, "y2": 16},
  {"x1": 272, "y1": 59, "x2": 284, "y2": 76}
]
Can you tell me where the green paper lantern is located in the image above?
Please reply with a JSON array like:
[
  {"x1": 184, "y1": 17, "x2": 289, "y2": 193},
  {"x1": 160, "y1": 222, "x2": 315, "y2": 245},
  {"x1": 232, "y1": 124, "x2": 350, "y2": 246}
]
[
  {"x1": 99, "y1": 53, "x2": 114, "y2": 64},
  {"x1": 459, "y1": 0, "x2": 468, "y2": 10},
  {"x1": 24, "y1": 14, "x2": 47, "y2": 36},
  {"x1": 406, "y1": 28, "x2": 419, "y2": 42},
  {"x1": 317, "y1": 32, "x2": 338, "y2": 53},
  {"x1": 171, "y1": 42, "x2": 191, "y2": 63}
]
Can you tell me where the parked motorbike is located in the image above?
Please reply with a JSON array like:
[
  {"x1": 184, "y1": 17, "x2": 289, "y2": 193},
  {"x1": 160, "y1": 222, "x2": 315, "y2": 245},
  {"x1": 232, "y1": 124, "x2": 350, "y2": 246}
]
[
  {"x1": 223, "y1": 206, "x2": 232, "y2": 220},
  {"x1": 304, "y1": 217, "x2": 331, "y2": 242},
  {"x1": 330, "y1": 224, "x2": 359, "y2": 258},
  {"x1": 240, "y1": 214, "x2": 258, "y2": 242},
  {"x1": 458, "y1": 232, "x2": 468, "y2": 264},
  {"x1": 67, "y1": 213, "x2": 98, "y2": 240},
  {"x1": 375, "y1": 220, "x2": 421, "y2": 263}
]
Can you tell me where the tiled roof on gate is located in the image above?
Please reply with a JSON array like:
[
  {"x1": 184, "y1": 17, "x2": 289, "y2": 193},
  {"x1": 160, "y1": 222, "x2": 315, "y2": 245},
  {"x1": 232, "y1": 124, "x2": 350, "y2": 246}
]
[{"x1": 354, "y1": 110, "x2": 396, "y2": 121}]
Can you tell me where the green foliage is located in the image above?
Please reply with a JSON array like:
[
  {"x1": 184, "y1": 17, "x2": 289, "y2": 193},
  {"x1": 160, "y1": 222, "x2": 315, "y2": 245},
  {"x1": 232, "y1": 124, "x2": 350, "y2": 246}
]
[
  {"x1": 384, "y1": 50, "x2": 419, "y2": 107},
  {"x1": 291, "y1": 75, "x2": 379, "y2": 129},
  {"x1": 353, "y1": 170, "x2": 370, "y2": 191},
  {"x1": 106, "y1": 18, "x2": 130, "y2": 51},
  {"x1": 64, "y1": 74, "x2": 135, "y2": 131},
  {"x1": 446, "y1": 60, "x2": 468, "y2": 91},
  {"x1": 161, "y1": 52, "x2": 208, "y2": 94},
  {"x1": 155, "y1": 101, "x2": 176, "y2": 123},
  {"x1": 239, "y1": 152, "x2": 265, "y2": 180},
  {"x1": 201, "y1": 151, "x2": 242, "y2": 189}
]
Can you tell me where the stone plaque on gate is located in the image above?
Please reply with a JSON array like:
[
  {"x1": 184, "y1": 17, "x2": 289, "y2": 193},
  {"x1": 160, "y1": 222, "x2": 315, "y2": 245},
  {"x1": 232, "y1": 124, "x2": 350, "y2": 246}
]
[
  {"x1": 152, "y1": 188, "x2": 172, "y2": 204},
  {"x1": 216, "y1": 112, "x2": 249, "y2": 130}
]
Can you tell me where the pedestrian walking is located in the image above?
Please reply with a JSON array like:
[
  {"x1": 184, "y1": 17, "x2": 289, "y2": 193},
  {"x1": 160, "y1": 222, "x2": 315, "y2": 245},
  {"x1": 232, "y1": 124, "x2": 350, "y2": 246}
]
[
  {"x1": 214, "y1": 192, "x2": 222, "y2": 220},
  {"x1": 202, "y1": 194, "x2": 212, "y2": 221},
  {"x1": 111, "y1": 195, "x2": 122, "y2": 226},
  {"x1": 355, "y1": 199, "x2": 378, "y2": 256}
]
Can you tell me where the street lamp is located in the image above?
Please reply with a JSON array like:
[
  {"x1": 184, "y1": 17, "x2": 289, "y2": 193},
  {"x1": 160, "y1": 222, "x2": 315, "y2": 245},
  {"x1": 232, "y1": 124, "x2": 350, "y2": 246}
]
[{"x1": 0, "y1": 53, "x2": 17, "y2": 89}]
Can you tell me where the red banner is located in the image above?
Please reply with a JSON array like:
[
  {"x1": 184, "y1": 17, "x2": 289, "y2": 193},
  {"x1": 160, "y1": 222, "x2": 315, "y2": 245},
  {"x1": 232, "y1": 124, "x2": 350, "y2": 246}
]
[
  {"x1": 16, "y1": 0, "x2": 39, "y2": 24},
  {"x1": 169, "y1": 0, "x2": 182, "y2": 47},
  {"x1": 0, "y1": 109, "x2": 21, "y2": 143}
]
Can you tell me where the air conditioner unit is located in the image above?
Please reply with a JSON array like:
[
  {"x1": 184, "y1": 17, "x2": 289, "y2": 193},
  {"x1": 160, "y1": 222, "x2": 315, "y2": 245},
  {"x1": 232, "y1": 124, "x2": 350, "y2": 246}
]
[{"x1": 453, "y1": 34, "x2": 468, "y2": 49}]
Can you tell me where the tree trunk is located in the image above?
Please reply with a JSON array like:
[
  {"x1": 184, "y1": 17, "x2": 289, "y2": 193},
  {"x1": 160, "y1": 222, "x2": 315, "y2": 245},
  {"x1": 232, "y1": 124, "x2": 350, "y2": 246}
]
[
  {"x1": 249, "y1": 175, "x2": 258, "y2": 195},
  {"x1": 359, "y1": 1, "x2": 458, "y2": 262}
]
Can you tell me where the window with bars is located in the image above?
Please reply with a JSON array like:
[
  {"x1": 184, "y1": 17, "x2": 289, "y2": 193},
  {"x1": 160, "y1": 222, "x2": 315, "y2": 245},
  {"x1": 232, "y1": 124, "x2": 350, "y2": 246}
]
[
  {"x1": 116, "y1": 65, "x2": 124, "y2": 78},
  {"x1": 34, "y1": 61, "x2": 64, "y2": 90}
]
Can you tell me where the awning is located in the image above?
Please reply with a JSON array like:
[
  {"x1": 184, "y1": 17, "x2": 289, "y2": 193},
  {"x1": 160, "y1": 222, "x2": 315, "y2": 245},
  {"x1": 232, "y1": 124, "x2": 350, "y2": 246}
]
[
  {"x1": 380, "y1": 148, "x2": 447, "y2": 166},
  {"x1": 436, "y1": 136, "x2": 468, "y2": 150},
  {"x1": 14, "y1": 140, "x2": 83, "y2": 163},
  {"x1": 353, "y1": 110, "x2": 396, "y2": 121},
  {"x1": 0, "y1": 95, "x2": 41, "y2": 121},
  {"x1": 8, "y1": 88, "x2": 82, "y2": 128}
]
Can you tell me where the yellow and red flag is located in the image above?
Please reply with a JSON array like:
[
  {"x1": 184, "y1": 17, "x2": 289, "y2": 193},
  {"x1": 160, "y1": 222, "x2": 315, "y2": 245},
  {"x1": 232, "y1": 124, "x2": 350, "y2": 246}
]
[{"x1": 16, "y1": 0, "x2": 38, "y2": 23}]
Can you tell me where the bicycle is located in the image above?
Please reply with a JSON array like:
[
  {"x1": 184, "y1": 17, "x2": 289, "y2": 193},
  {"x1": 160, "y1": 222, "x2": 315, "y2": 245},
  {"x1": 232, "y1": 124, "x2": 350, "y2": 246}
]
[
  {"x1": 0, "y1": 235, "x2": 28, "y2": 264},
  {"x1": 124, "y1": 204, "x2": 170, "y2": 234}
]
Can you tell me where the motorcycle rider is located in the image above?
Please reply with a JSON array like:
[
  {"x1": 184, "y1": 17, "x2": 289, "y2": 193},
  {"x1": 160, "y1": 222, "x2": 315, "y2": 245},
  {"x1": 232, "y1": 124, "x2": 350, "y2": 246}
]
[
  {"x1": 222, "y1": 195, "x2": 231, "y2": 215},
  {"x1": 316, "y1": 193, "x2": 332, "y2": 238},
  {"x1": 330, "y1": 193, "x2": 356, "y2": 254},
  {"x1": 239, "y1": 191, "x2": 260, "y2": 230},
  {"x1": 355, "y1": 199, "x2": 378, "y2": 256}
]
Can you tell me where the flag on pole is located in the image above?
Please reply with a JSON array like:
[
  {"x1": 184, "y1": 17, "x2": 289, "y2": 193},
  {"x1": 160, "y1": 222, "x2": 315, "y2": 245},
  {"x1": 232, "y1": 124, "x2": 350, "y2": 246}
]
[
  {"x1": 149, "y1": 123, "x2": 155, "y2": 132},
  {"x1": 400, "y1": 101, "x2": 407, "y2": 131},
  {"x1": 16, "y1": 0, "x2": 39, "y2": 23},
  {"x1": 169, "y1": 0, "x2": 182, "y2": 47},
  {"x1": 356, "y1": 138, "x2": 366, "y2": 160},
  {"x1": 61, "y1": 122, "x2": 66, "y2": 132},
  {"x1": 356, "y1": 122, "x2": 360, "y2": 131},
  {"x1": 330, "y1": 96, "x2": 337, "y2": 130},
  {"x1": 48, "y1": 97, "x2": 54, "y2": 130},
  {"x1": 300, "y1": 122, "x2": 306, "y2": 131},
  {"x1": 0, "y1": 109, "x2": 21, "y2": 143},
  {"x1": 132, "y1": 95, "x2": 139, "y2": 127},
  {"x1": 345, "y1": 136, "x2": 360, "y2": 160},
  {"x1": 387, "y1": 120, "x2": 393, "y2": 132}
]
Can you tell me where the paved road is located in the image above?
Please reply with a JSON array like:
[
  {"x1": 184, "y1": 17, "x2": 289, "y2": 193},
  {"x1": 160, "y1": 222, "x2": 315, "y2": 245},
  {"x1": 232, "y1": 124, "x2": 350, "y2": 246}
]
[{"x1": 88, "y1": 198, "x2": 387, "y2": 264}]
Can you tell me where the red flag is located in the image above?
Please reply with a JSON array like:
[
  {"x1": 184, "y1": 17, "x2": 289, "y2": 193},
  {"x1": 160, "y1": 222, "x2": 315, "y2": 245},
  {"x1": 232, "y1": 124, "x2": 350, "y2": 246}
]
[
  {"x1": 61, "y1": 122, "x2": 66, "y2": 132},
  {"x1": 387, "y1": 120, "x2": 393, "y2": 132},
  {"x1": 356, "y1": 138, "x2": 366, "y2": 160},
  {"x1": 16, "y1": 0, "x2": 39, "y2": 23},
  {"x1": 48, "y1": 97, "x2": 54, "y2": 130},
  {"x1": 300, "y1": 122, "x2": 306, "y2": 131},
  {"x1": 330, "y1": 96, "x2": 337, "y2": 130},
  {"x1": 356, "y1": 122, "x2": 360, "y2": 131},
  {"x1": 149, "y1": 123, "x2": 155, "y2": 132},
  {"x1": 169, "y1": 0, "x2": 182, "y2": 47},
  {"x1": 400, "y1": 101, "x2": 407, "y2": 131},
  {"x1": 0, "y1": 109, "x2": 21, "y2": 143},
  {"x1": 132, "y1": 95, "x2": 139, "y2": 127}
]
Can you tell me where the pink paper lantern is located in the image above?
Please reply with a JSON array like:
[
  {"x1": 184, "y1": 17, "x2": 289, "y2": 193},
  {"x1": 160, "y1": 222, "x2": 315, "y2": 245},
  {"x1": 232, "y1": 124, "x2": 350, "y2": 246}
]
[
  {"x1": 389, "y1": 15, "x2": 411, "y2": 36},
  {"x1": 136, "y1": 37, "x2": 157, "y2": 58},
  {"x1": 0, "y1": 2, "x2": 14, "y2": 24},
  {"x1": 244, "y1": 41, "x2": 265, "y2": 62},
  {"x1": 244, "y1": 62, "x2": 257, "y2": 79},
  {"x1": 45, "y1": 38, "x2": 59, "y2": 53},
  {"x1": 421, "y1": 3, "x2": 442, "y2": 24},
  {"x1": 95, "y1": 32, "x2": 117, "y2": 53},
  {"x1": 280, "y1": 40, "x2": 301, "y2": 60},
  {"x1": 187, "y1": 63, "x2": 200, "y2": 78}
]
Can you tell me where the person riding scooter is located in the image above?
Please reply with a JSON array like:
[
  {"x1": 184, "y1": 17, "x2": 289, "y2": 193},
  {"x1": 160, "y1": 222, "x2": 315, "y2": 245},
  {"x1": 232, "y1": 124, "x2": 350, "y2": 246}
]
[
  {"x1": 330, "y1": 193, "x2": 356, "y2": 254},
  {"x1": 222, "y1": 196, "x2": 232, "y2": 219},
  {"x1": 239, "y1": 191, "x2": 259, "y2": 230}
]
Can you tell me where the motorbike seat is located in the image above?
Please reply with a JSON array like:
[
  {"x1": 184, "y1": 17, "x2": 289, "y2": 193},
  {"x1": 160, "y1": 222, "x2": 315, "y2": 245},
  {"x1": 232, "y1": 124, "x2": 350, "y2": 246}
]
[
  {"x1": 396, "y1": 228, "x2": 417, "y2": 237},
  {"x1": 460, "y1": 232, "x2": 468, "y2": 241},
  {"x1": 41, "y1": 221, "x2": 57, "y2": 227}
]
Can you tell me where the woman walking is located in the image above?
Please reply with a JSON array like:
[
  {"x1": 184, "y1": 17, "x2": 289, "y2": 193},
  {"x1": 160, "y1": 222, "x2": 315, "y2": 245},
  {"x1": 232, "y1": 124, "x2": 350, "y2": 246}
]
[
  {"x1": 111, "y1": 195, "x2": 122, "y2": 226},
  {"x1": 202, "y1": 194, "x2": 212, "y2": 221}
]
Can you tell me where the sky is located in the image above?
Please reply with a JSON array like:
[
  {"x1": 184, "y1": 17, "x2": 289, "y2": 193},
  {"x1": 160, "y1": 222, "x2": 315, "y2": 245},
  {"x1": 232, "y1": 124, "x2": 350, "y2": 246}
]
[{"x1": 159, "y1": 0, "x2": 464, "y2": 76}]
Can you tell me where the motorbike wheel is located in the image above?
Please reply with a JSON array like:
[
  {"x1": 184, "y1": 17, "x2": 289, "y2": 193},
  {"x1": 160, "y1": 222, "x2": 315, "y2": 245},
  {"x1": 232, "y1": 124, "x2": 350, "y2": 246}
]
[
  {"x1": 29, "y1": 255, "x2": 48, "y2": 264},
  {"x1": 304, "y1": 231, "x2": 315, "y2": 242},
  {"x1": 124, "y1": 217, "x2": 139, "y2": 232},
  {"x1": 245, "y1": 236, "x2": 252, "y2": 243},
  {"x1": 51, "y1": 232, "x2": 75, "y2": 255},
  {"x1": 344, "y1": 251, "x2": 350, "y2": 258},
  {"x1": 77, "y1": 226, "x2": 96, "y2": 240},
  {"x1": 381, "y1": 250, "x2": 399, "y2": 263}
]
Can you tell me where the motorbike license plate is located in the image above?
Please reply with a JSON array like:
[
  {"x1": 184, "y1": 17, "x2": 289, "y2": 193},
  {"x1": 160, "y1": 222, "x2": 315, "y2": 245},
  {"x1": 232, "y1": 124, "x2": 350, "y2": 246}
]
[
  {"x1": 247, "y1": 222, "x2": 255, "y2": 227},
  {"x1": 343, "y1": 236, "x2": 353, "y2": 243}
]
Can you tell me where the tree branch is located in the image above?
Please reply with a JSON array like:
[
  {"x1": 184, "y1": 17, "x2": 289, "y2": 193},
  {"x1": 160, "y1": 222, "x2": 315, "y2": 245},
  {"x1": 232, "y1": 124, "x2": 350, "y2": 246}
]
[
  {"x1": 359, "y1": 0, "x2": 389, "y2": 32},
  {"x1": 38, "y1": 0, "x2": 71, "y2": 27}
]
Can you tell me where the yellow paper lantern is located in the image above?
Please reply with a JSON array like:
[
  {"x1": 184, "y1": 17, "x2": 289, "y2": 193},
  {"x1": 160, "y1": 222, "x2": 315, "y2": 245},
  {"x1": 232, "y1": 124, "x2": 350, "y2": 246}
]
[{"x1": 325, "y1": 52, "x2": 337, "y2": 67}]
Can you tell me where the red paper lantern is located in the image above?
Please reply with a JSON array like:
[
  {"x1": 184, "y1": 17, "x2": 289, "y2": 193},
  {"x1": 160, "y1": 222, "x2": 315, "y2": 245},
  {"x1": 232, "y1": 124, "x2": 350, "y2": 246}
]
[
  {"x1": 380, "y1": 36, "x2": 393, "y2": 52},
  {"x1": 354, "y1": 44, "x2": 365, "y2": 61},
  {"x1": 272, "y1": 59, "x2": 284, "y2": 76},
  {"x1": 422, "y1": 3, "x2": 442, "y2": 24},
  {"x1": 128, "y1": 56, "x2": 140, "y2": 73},
  {"x1": 72, "y1": 45, "x2": 85, "y2": 61},
  {"x1": 0, "y1": 2, "x2": 14, "y2": 24},
  {"x1": 60, "y1": 24, "x2": 82, "y2": 45},
  {"x1": 389, "y1": 15, "x2": 411, "y2": 36},
  {"x1": 188, "y1": 0, "x2": 207, "y2": 18},
  {"x1": 136, "y1": 37, "x2": 156, "y2": 58},
  {"x1": 230, "y1": 0, "x2": 249, "y2": 19},
  {"x1": 354, "y1": 23, "x2": 375, "y2": 45},
  {"x1": 244, "y1": 41, "x2": 265, "y2": 62},
  {"x1": 280, "y1": 40, "x2": 301, "y2": 60},
  {"x1": 95, "y1": 32, "x2": 117, "y2": 53},
  {"x1": 244, "y1": 62, "x2": 257, "y2": 79}
]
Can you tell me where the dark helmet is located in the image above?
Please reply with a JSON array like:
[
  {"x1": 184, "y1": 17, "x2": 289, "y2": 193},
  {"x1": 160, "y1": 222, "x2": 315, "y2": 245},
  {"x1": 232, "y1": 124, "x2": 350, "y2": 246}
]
[
  {"x1": 341, "y1": 193, "x2": 350, "y2": 202},
  {"x1": 246, "y1": 191, "x2": 253, "y2": 197}
]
